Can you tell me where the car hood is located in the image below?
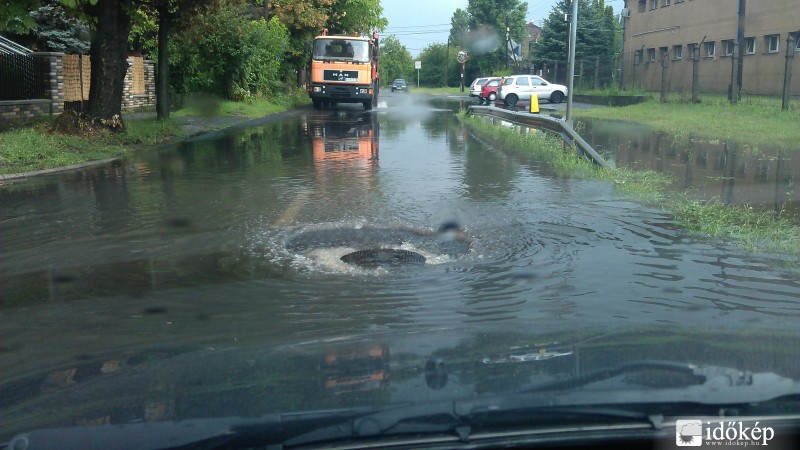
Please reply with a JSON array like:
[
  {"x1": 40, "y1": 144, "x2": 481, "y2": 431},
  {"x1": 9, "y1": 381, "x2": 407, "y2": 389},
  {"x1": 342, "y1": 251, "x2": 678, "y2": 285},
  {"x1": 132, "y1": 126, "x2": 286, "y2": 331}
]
[{"x1": 2, "y1": 327, "x2": 800, "y2": 441}]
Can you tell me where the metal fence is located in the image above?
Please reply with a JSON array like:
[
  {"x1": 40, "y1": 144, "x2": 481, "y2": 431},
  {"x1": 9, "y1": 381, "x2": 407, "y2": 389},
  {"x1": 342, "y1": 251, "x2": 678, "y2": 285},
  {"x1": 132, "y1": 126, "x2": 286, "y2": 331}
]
[
  {"x1": 0, "y1": 53, "x2": 47, "y2": 101},
  {"x1": 530, "y1": 57, "x2": 622, "y2": 90}
]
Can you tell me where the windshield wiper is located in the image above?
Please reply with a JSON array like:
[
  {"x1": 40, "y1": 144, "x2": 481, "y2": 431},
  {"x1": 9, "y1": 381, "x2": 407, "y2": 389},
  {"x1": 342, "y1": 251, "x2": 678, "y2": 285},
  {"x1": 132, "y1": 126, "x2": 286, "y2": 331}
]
[{"x1": 6, "y1": 361, "x2": 800, "y2": 450}]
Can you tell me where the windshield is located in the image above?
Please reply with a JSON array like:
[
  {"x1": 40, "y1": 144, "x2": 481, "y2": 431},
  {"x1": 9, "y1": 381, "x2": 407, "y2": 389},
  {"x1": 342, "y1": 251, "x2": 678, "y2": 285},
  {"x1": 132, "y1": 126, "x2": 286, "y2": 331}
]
[
  {"x1": 313, "y1": 38, "x2": 370, "y2": 63},
  {"x1": 2, "y1": 2, "x2": 800, "y2": 449}
]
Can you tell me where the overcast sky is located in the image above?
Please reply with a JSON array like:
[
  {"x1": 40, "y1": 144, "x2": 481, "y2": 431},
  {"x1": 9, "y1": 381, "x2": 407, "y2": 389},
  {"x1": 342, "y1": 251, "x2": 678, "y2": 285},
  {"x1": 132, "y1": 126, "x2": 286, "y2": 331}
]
[{"x1": 382, "y1": 0, "x2": 624, "y2": 57}]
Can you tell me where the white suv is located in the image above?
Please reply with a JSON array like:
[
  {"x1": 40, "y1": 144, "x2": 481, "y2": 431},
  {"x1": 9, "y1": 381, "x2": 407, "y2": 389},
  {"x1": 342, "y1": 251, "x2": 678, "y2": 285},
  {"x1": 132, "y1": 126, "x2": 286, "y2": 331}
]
[{"x1": 497, "y1": 75, "x2": 568, "y2": 106}]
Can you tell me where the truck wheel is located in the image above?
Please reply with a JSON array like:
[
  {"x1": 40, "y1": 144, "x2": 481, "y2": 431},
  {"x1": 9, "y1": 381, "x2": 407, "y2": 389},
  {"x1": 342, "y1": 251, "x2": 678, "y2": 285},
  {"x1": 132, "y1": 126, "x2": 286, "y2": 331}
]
[
  {"x1": 312, "y1": 99, "x2": 321, "y2": 110},
  {"x1": 363, "y1": 101, "x2": 373, "y2": 110}
]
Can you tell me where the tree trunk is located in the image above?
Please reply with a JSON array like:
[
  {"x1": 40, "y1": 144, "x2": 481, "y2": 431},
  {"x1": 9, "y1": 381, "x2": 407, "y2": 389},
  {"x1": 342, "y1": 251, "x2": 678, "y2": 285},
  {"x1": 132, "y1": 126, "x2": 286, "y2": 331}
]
[
  {"x1": 86, "y1": 0, "x2": 133, "y2": 125},
  {"x1": 156, "y1": 1, "x2": 170, "y2": 120}
]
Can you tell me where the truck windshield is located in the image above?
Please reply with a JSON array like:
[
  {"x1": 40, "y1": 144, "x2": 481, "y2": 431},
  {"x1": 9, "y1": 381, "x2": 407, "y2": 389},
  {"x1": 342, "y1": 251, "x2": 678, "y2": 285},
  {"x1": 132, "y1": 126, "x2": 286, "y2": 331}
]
[{"x1": 314, "y1": 39, "x2": 370, "y2": 63}]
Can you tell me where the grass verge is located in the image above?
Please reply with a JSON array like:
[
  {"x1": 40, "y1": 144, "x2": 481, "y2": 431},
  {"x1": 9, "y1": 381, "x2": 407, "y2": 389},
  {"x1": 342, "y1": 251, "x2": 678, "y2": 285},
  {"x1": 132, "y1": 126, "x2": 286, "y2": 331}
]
[
  {"x1": 0, "y1": 118, "x2": 184, "y2": 175},
  {"x1": 575, "y1": 95, "x2": 800, "y2": 149},
  {"x1": 173, "y1": 91, "x2": 310, "y2": 118},
  {"x1": 1, "y1": 91, "x2": 310, "y2": 176},
  {"x1": 458, "y1": 110, "x2": 800, "y2": 257}
]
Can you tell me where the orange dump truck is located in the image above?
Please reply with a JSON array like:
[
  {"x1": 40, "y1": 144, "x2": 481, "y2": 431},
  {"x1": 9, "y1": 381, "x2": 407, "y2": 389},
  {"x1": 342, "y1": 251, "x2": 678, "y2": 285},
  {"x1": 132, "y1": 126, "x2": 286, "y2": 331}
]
[{"x1": 308, "y1": 30, "x2": 379, "y2": 110}]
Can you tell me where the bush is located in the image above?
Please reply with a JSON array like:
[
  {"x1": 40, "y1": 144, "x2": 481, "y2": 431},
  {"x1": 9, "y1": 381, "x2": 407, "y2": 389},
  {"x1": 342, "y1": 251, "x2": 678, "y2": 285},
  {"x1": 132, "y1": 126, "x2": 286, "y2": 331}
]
[{"x1": 169, "y1": 4, "x2": 290, "y2": 100}]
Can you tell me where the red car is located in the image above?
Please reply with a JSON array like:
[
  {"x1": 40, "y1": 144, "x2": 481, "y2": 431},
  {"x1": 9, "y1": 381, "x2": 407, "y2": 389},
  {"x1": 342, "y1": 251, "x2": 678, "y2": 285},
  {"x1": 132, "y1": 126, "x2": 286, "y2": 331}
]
[{"x1": 479, "y1": 77, "x2": 502, "y2": 104}]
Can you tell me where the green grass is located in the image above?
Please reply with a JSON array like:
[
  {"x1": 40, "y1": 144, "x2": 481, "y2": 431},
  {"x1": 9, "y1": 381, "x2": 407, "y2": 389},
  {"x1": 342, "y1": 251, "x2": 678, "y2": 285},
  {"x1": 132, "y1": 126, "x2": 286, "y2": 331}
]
[
  {"x1": 458, "y1": 111, "x2": 800, "y2": 257},
  {"x1": 174, "y1": 93, "x2": 309, "y2": 119},
  {"x1": 575, "y1": 95, "x2": 800, "y2": 149},
  {"x1": 407, "y1": 86, "x2": 466, "y2": 96},
  {"x1": 1, "y1": 91, "x2": 311, "y2": 176},
  {"x1": 0, "y1": 118, "x2": 184, "y2": 175}
]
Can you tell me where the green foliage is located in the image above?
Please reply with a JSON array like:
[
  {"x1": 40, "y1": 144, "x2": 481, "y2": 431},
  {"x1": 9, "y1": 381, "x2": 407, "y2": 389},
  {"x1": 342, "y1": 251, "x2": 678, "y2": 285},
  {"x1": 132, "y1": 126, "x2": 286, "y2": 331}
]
[
  {"x1": 532, "y1": 0, "x2": 618, "y2": 84},
  {"x1": 0, "y1": 117, "x2": 181, "y2": 174},
  {"x1": 1, "y1": 1, "x2": 46, "y2": 32},
  {"x1": 448, "y1": 8, "x2": 469, "y2": 46},
  {"x1": 170, "y1": 4, "x2": 290, "y2": 100},
  {"x1": 327, "y1": 0, "x2": 388, "y2": 34},
  {"x1": 379, "y1": 35, "x2": 413, "y2": 85},
  {"x1": 128, "y1": 6, "x2": 157, "y2": 57},
  {"x1": 27, "y1": 2, "x2": 90, "y2": 53}
]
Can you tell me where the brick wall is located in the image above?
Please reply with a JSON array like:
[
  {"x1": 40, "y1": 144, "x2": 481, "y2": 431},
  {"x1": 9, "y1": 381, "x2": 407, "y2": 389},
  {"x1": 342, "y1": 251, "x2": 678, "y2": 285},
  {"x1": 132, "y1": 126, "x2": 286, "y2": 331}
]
[
  {"x1": 122, "y1": 58, "x2": 156, "y2": 111},
  {"x1": 0, "y1": 54, "x2": 155, "y2": 124}
]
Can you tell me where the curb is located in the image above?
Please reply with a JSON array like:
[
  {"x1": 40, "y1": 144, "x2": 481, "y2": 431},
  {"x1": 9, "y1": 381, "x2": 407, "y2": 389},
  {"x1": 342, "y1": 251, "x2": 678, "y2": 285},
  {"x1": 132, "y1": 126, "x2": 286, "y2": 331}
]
[{"x1": 0, "y1": 158, "x2": 121, "y2": 184}]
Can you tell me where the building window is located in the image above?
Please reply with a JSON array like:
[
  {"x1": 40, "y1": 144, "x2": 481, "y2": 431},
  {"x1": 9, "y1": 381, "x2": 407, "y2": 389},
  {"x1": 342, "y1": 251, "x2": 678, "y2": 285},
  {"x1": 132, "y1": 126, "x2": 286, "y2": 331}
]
[
  {"x1": 796, "y1": 33, "x2": 800, "y2": 52},
  {"x1": 659, "y1": 46, "x2": 669, "y2": 60},
  {"x1": 647, "y1": 48, "x2": 656, "y2": 62},
  {"x1": 634, "y1": 49, "x2": 643, "y2": 64},
  {"x1": 723, "y1": 40, "x2": 734, "y2": 56},
  {"x1": 650, "y1": 0, "x2": 658, "y2": 10},
  {"x1": 673, "y1": 45, "x2": 682, "y2": 60},
  {"x1": 687, "y1": 43, "x2": 697, "y2": 60},
  {"x1": 766, "y1": 35, "x2": 779, "y2": 53},
  {"x1": 676, "y1": 0, "x2": 684, "y2": 2},
  {"x1": 638, "y1": 0, "x2": 646, "y2": 13},
  {"x1": 663, "y1": 0, "x2": 671, "y2": 5},
  {"x1": 745, "y1": 37, "x2": 756, "y2": 54},
  {"x1": 705, "y1": 41, "x2": 715, "y2": 58}
]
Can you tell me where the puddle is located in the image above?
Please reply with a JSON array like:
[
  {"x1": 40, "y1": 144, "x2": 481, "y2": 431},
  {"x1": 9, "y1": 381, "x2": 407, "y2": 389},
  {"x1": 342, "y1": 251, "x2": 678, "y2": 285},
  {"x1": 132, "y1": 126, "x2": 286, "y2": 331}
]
[{"x1": 578, "y1": 118, "x2": 799, "y2": 214}]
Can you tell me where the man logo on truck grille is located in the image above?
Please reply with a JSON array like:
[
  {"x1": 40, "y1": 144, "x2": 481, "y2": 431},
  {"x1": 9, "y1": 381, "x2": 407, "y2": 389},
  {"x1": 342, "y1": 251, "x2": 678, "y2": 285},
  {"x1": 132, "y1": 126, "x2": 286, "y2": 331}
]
[{"x1": 324, "y1": 70, "x2": 358, "y2": 82}]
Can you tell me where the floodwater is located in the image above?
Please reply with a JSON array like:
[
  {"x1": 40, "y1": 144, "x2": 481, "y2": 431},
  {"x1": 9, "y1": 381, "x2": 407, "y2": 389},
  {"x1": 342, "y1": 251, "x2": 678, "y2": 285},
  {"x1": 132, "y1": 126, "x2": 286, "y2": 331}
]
[
  {"x1": 2, "y1": 95, "x2": 800, "y2": 439},
  {"x1": 578, "y1": 117, "x2": 800, "y2": 214}
]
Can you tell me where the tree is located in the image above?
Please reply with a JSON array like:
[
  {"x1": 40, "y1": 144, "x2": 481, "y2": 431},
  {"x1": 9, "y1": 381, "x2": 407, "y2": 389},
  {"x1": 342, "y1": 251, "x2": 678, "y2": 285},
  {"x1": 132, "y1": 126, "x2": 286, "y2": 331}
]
[
  {"x1": 169, "y1": 3, "x2": 290, "y2": 100},
  {"x1": 379, "y1": 35, "x2": 413, "y2": 85},
  {"x1": 27, "y1": 1, "x2": 90, "y2": 53},
  {"x1": 466, "y1": 0, "x2": 527, "y2": 71},
  {"x1": 448, "y1": 8, "x2": 469, "y2": 48},
  {"x1": 418, "y1": 43, "x2": 451, "y2": 87},
  {"x1": 532, "y1": 0, "x2": 617, "y2": 84}
]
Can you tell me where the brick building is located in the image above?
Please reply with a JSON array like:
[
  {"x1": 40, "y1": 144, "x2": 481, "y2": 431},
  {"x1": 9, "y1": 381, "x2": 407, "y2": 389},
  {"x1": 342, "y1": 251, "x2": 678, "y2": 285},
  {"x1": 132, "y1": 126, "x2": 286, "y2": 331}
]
[{"x1": 621, "y1": 0, "x2": 800, "y2": 96}]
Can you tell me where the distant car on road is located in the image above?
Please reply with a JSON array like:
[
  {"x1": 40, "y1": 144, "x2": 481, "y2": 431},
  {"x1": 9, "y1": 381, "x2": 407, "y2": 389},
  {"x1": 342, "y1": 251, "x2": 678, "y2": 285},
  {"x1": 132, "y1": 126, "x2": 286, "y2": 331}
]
[
  {"x1": 469, "y1": 77, "x2": 489, "y2": 97},
  {"x1": 479, "y1": 77, "x2": 502, "y2": 104},
  {"x1": 391, "y1": 79, "x2": 408, "y2": 92},
  {"x1": 497, "y1": 74, "x2": 568, "y2": 107}
]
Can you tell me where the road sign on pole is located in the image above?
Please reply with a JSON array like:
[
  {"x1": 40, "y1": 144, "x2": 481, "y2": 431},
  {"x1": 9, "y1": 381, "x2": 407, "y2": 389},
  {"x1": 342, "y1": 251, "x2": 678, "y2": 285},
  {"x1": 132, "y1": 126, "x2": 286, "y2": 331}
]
[{"x1": 415, "y1": 60, "x2": 421, "y2": 87}]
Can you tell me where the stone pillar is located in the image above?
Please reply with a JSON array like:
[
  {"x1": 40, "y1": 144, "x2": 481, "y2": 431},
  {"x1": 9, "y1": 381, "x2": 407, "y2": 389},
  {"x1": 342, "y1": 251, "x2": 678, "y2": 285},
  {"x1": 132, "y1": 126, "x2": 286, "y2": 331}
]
[
  {"x1": 143, "y1": 60, "x2": 156, "y2": 108},
  {"x1": 122, "y1": 57, "x2": 133, "y2": 111},
  {"x1": 32, "y1": 52, "x2": 65, "y2": 115}
]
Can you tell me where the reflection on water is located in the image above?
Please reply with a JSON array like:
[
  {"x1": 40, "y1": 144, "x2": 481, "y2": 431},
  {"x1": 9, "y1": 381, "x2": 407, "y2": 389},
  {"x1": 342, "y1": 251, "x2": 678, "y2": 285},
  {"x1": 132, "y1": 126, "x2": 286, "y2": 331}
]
[
  {"x1": 2, "y1": 100, "x2": 800, "y2": 439},
  {"x1": 578, "y1": 118, "x2": 799, "y2": 215}
]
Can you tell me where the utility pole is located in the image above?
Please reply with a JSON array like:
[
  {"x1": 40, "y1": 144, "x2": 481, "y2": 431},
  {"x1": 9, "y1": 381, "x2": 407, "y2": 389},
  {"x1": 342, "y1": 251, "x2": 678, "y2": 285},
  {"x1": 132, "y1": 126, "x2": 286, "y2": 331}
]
[
  {"x1": 505, "y1": 17, "x2": 510, "y2": 70},
  {"x1": 782, "y1": 32, "x2": 798, "y2": 111},
  {"x1": 729, "y1": 0, "x2": 745, "y2": 103},
  {"x1": 565, "y1": 0, "x2": 578, "y2": 122}
]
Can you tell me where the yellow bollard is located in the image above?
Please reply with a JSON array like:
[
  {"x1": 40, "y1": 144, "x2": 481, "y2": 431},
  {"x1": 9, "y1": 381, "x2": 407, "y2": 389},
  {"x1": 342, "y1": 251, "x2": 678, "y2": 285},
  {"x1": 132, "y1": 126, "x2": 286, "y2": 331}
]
[{"x1": 529, "y1": 94, "x2": 539, "y2": 114}]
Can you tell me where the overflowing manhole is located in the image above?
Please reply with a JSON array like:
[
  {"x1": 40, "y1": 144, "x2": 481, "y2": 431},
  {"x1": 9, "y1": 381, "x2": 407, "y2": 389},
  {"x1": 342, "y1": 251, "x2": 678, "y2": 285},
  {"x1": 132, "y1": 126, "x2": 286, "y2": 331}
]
[
  {"x1": 340, "y1": 249, "x2": 426, "y2": 268},
  {"x1": 284, "y1": 223, "x2": 470, "y2": 271}
]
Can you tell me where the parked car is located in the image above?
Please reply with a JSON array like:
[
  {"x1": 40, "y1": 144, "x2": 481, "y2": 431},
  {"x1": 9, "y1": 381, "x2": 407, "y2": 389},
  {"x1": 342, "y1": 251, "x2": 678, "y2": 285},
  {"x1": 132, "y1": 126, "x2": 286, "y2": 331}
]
[
  {"x1": 391, "y1": 79, "x2": 408, "y2": 92},
  {"x1": 479, "y1": 77, "x2": 502, "y2": 103},
  {"x1": 469, "y1": 77, "x2": 489, "y2": 97},
  {"x1": 497, "y1": 74, "x2": 568, "y2": 106}
]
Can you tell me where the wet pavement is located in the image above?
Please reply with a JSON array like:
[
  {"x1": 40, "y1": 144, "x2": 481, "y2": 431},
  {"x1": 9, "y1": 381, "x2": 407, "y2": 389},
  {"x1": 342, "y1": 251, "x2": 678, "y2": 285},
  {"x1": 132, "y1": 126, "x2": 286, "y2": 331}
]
[{"x1": 2, "y1": 92, "x2": 799, "y2": 440}]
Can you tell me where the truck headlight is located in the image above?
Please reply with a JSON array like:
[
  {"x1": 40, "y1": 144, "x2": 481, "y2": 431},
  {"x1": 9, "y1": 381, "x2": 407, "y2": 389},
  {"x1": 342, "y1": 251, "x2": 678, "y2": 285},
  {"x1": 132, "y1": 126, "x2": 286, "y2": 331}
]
[{"x1": 313, "y1": 86, "x2": 322, "y2": 93}]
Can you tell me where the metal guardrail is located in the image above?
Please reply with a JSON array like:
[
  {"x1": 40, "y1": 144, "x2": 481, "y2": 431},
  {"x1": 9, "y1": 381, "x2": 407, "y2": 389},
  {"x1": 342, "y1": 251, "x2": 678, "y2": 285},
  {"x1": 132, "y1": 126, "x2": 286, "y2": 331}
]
[{"x1": 467, "y1": 105, "x2": 611, "y2": 169}]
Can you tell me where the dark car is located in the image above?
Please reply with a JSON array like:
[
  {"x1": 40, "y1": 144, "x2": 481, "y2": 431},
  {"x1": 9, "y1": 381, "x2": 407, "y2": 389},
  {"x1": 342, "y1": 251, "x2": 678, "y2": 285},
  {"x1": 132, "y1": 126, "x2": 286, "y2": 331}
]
[{"x1": 391, "y1": 79, "x2": 408, "y2": 92}]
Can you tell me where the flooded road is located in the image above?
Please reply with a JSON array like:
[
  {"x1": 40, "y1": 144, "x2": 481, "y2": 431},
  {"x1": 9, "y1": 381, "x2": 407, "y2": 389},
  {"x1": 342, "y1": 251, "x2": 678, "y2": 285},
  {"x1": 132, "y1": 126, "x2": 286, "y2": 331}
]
[{"x1": 2, "y1": 95, "x2": 800, "y2": 439}]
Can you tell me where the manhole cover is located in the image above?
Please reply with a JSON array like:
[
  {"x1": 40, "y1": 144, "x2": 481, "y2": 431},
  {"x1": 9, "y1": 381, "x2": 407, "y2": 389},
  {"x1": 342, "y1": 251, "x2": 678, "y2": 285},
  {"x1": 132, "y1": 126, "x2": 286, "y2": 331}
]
[{"x1": 340, "y1": 248, "x2": 426, "y2": 268}]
